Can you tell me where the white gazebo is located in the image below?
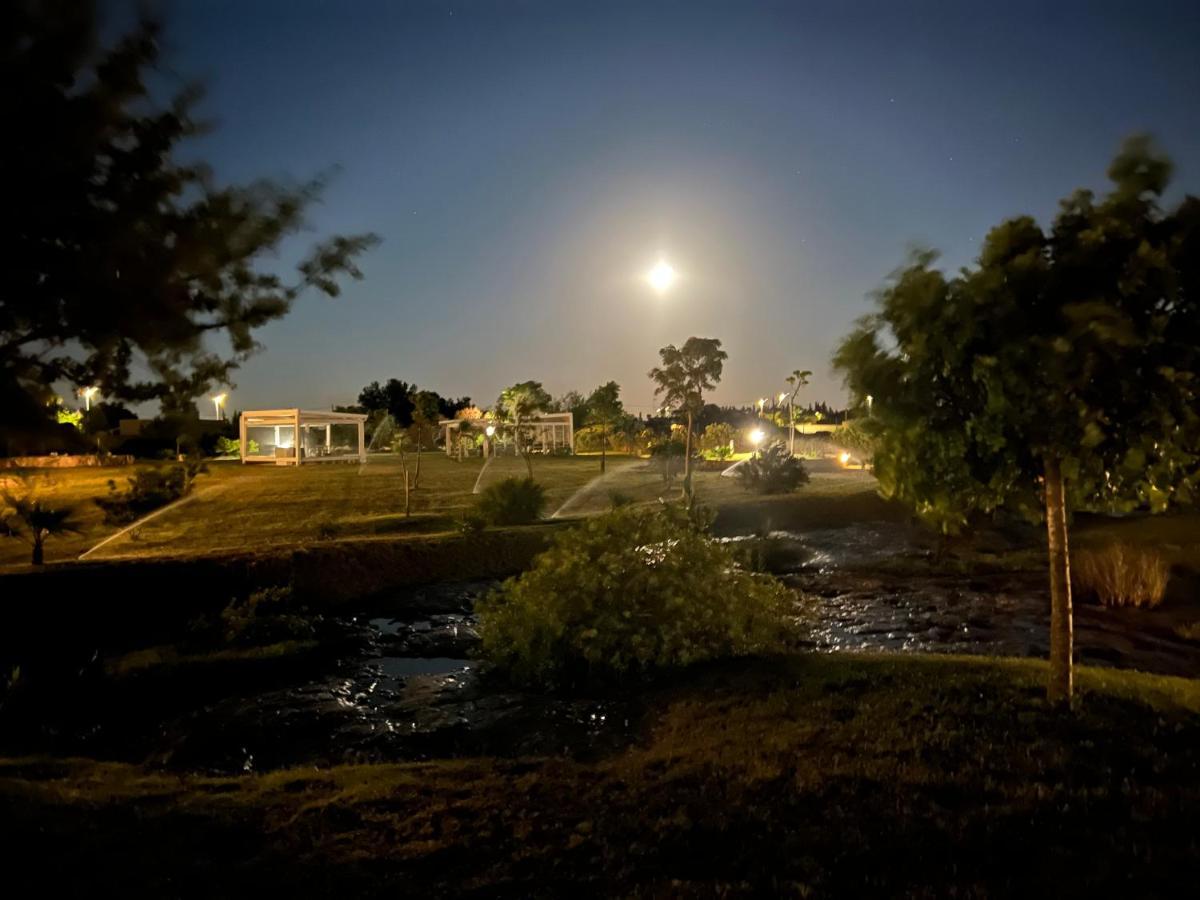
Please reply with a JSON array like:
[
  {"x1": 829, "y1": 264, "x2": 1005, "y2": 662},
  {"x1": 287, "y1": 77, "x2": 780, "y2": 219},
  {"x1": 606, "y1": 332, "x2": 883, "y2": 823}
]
[
  {"x1": 439, "y1": 411, "x2": 574, "y2": 458},
  {"x1": 239, "y1": 409, "x2": 367, "y2": 465}
]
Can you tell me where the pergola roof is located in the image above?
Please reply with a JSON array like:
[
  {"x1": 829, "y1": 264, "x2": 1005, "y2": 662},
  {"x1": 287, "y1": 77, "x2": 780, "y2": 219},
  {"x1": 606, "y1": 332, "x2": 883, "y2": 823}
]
[{"x1": 242, "y1": 408, "x2": 368, "y2": 426}]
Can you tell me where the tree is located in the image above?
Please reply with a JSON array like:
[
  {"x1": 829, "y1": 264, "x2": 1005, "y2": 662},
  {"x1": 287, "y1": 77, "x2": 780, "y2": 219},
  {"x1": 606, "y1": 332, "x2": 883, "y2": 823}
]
[
  {"x1": 700, "y1": 422, "x2": 736, "y2": 459},
  {"x1": 649, "y1": 337, "x2": 727, "y2": 496},
  {"x1": 834, "y1": 135, "x2": 1200, "y2": 705},
  {"x1": 783, "y1": 369, "x2": 812, "y2": 457},
  {"x1": 358, "y1": 380, "x2": 416, "y2": 427},
  {"x1": 551, "y1": 390, "x2": 590, "y2": 430},
  {"x1": 497, "y1": 381, "x2": 553, "y2": 477},
  {"x1": 584, "y1": 381, "x2": 625, "y2": 473},
  {"x1": 1, "y1": 483, "x2": 82, "y2": 565},
  {"x1": 1, "y1": 4, "x2": 379, "y2": 430},
  {"x1": 409, "y1": 390, "x2": 443, "y2": 489}
]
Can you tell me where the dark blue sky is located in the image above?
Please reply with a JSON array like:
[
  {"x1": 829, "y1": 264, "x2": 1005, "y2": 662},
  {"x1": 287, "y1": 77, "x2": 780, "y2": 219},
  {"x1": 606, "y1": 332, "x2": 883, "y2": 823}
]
[{"x1": 152, "y1": 0, "x2": 1200, "y2": 413}]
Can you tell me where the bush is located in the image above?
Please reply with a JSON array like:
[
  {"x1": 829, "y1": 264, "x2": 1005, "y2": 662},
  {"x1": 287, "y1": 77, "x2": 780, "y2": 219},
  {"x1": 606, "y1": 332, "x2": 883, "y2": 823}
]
[
  {"x1": 648, "y1": 438, "x2": 687, "y2": 485},
  {"x1": 1073, "y1": 543, "x2": 1169, "y2": 608},
  {"x1": 477, "y1": 477, "x2": 546, "y2": 525},
  {"x1": 220, "y1": 585, "x2": 313, "y2": 645},
  {"x1": 477, "y1": 505, "x2": 796, "y2": 687},
  {"x1": 95, "y1": 461, "x2": 204, "y2": 524},
  {"x1": 700, "y1": 422, "x2": 736, "y2": 459},
  {"x1": 736, "y1": 442, "x2": 810, "y2": 494}
]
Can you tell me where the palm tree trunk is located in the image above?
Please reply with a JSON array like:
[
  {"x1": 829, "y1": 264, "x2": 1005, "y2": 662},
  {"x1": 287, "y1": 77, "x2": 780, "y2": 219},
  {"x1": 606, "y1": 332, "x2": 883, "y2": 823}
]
[
  {"x1": 600, "y1": 424, "x2": 607, "y2": 474},
  {"x1": 1044, "y1": 455, "x2": 1074, "y2": 706}
]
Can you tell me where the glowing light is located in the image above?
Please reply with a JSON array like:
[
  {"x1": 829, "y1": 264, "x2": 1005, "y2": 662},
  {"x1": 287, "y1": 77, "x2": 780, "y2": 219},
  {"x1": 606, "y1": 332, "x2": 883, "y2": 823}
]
[
  {"x1": 646, "y1": 260, "x2": 677, "y2": 294},
  {"x1": 750, "y1": 428, "x2": 765, "y2": 446},
  {"x1": 80, "y1": 386, "x2": 99, "y2": 411},
  {"x1": 485, "y1": 425, "x2": 496, "y2": 437},
  {"x1": 839, "y1": 451, "x2": 851, "y2": 465},
  {"x1": 212, "y1": 393, "x2": 227, "y2": 421},
  {"x1": 778, "y1": 392, "x2": 787, "y2": 404}
]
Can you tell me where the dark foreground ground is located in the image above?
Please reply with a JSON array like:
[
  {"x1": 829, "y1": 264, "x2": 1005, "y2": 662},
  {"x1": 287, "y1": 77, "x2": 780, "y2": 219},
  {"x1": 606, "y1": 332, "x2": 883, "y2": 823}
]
[{"x1": 3, "y1": 653, "x2": 1198, "y2": 898}]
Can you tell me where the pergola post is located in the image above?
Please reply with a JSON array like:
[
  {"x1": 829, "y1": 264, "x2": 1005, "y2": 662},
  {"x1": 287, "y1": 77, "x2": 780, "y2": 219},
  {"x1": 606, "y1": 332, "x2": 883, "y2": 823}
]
[
  {"x1": 294, "y1": 409, "x2": 302, "y2": 466},
  {"x1": 357, "y1": 419, "x2": 366, "y2": 463},
  {"x1": 325, "y1": 423, "x2": 331, "y2": 451},
  {"x1": 239, "y1": 412, "x2": 248, "y2": 464}
]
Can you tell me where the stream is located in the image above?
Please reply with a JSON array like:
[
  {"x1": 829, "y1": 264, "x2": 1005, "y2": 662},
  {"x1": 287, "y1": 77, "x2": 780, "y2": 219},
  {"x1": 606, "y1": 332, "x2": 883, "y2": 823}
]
[{"x1": 4, "y1": 524, "x2": 1198, "y2": 773}]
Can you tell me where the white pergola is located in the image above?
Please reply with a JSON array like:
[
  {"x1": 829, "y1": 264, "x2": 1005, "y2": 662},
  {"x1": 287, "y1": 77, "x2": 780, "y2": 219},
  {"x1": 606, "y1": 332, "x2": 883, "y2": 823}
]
[
  {"x1": 439, "y1": 411, "x2": 574, "y2": 458},
  {"x1": 239, "y1": 409, "x2": 367, "y2": 465}
]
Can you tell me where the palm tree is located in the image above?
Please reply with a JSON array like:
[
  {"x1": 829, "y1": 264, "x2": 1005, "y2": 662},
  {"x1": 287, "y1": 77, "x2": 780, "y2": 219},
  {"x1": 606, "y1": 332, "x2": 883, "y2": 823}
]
[
  {"x1": 497, "y1": 381, "x2": 553, "y2": 477},
  {"x1": 1, "y1": 490, "x2": 83, "y2": 565},
  {"x1": 783, "y1": 369, "x2": 812, "y2": 457},
  {"x1": 649, "y1": 337, "x2": 727, "y2": 497},
  {"x1": 584, "y1": 381, "x2": 624, "y2": 474}
]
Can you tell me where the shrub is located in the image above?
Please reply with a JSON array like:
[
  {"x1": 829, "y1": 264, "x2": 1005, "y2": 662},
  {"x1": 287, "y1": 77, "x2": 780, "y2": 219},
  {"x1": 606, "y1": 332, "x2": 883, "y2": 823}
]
[
  {"x1": 214, "y1": 436, "x2": 258, "y2": 456},
  {"x1": 477, "y1": 477, "x2": 546, "y2": 525},
  {"x1": 700, "y1": 422, "x2": 736, "y2": 459},
  {"x1": 95, "y1": 461, "x2": 204, "y2": 524},
  {"x1": 1073, "y1": 543, "x2": 1169, "y2": 608},
  {"x1": 648, "y1": 437, "x2": 686, "y2": 485},
  {"x1": 457, "y1": 509, "x2": 487, "y2": 535},
  {"x1": 736, "y1": 442, "x2": 810, "y2": 494},
  {"x1": 220, "y1": 586, "x2": 312, "y2": 645},
  {"x1": 477, "y1": 505, "x2": 796, "y2": 687}
]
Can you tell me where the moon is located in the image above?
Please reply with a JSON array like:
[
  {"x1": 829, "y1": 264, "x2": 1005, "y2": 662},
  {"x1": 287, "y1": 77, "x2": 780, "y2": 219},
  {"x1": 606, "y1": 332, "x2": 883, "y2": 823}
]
[{"x1": 646, "y1": 260, "x2": 677, "y2": 294}]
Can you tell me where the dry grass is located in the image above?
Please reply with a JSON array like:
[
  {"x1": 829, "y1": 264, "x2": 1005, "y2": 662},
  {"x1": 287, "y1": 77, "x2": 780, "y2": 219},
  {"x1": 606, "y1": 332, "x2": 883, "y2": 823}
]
[{"x1": 1073, "y1": 542, "x2": 1171, "y2": 608}]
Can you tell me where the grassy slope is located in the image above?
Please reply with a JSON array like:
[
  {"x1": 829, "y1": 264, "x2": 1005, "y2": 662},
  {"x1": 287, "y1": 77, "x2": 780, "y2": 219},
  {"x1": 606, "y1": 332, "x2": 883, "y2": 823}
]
[
  {"x1": 3, "y1": 654, "x2": 1198, "y2": 897},
  {"x1": 0, "y1": 454, "x2": 604, "y2": 566}
]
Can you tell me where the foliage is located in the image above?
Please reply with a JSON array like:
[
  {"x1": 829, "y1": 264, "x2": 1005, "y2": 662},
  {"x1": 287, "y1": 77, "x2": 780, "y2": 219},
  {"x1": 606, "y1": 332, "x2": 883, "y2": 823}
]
[
  {"x1": 649, "y1": 337, "x2": 728, "y2": 493},
  {"x1": 1073, "y1": 543, "x2": 1170, "y2": 608},
  {"x1": 584, "y1": 381, "x2": 625, "y2": 471},
  {"x1": 700, "y1": 422, "x2": 736, "y2": 459},
  {"x1": 477, "y1": 505, "x2": 795, "y2": 686},
  {"x1": 834, "y1": 419, "x2": 876, "y2": 465},
  {"x1": 737, "y1": 442, "x2": 811, "y2": 494},
  {"x1": 648, "y1": 436, "x2": 687, "y2": 485},
  {"x1": 219, "y1": 586, "x2": 313, "y2": 646},
  {"x1": 0, "y1": 481, "x2": 83, "y2": 565},
  {"x1": 95, "y1": 461, "x2": 205, "y2": 525},
  {"x1": 214, "y1": 436, "x2": 258, "y2": 456},
  {"x1": 477, "y1": 477, "x2": 546, "y2": 525},
  {"x1": 833, "y1": 135, "x2": 1200, "y2": 702},
  {"x1": 2, "y1": 3, "x2": 378, "y2": 431},
  {"x1": 496, "y1": 381, "x2": 553, "y2": 475},
  {"x1": 55, "y1": 406, "x2": 83, "y2": 430}
]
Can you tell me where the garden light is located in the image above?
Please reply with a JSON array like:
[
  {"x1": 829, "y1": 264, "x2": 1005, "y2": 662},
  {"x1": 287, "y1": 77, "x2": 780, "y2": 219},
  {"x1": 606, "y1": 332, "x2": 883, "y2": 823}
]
[
  {"x1": 485, "y1": 425, "x2": 496, "y2": 437},
  {"x1": 839, "y1": 451, "x2": 851, "y2": 465},
  {"x1": 750, "y1": 428, "x2": 765, "y2": 446}
]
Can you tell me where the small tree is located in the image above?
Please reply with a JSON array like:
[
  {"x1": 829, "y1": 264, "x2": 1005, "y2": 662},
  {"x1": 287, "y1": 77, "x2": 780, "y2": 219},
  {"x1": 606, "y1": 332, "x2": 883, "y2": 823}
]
[
  {"x1": 649, "y1": 337, "x2": 727, "y2": 497},
  {"x1": 584, "y1": 381, "x2": 625, "y2": 473},
  {"x1": 834, "y1": 135, "x2": 1200, "y2": 705},
  {"x1": 1, "y1": 484, "x2": 82, "y2": 565},
  {"x1": 409, "y1": 390, "x2": 442, "y2": 489},
  {"x1": 497, "y1": 381, "x2": 553, "y2": 477},
  {"x1": 783, "y1": 369, "x2": 812, "y2": 457}
]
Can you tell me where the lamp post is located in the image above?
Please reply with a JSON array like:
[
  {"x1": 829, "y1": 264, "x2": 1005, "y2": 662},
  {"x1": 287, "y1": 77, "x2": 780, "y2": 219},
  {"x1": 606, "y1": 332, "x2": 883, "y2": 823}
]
[
  {"x1": 866, "y1": 394, "x2": 873, "y2": 415},
  {"x1": 80, "y1": 386, "x2": 99, "y2": 411},
  {"x1": 485, "y1": 424, "x2": 496, "y2": 458},
  {"x1": 212, "y1": 393, "x2": 227, "y2": 421}
]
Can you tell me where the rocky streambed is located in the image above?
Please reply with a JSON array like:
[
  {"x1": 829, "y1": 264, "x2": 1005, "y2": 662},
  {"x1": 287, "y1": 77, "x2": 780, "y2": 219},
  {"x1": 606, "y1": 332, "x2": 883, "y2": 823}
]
[{"x1": 5, "y1": 525, "x2": 1197, "y2": 774}]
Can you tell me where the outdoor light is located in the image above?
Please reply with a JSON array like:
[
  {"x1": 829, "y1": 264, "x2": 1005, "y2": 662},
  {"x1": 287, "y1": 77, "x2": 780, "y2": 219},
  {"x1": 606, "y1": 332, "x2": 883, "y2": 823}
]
[
  {"x1": 485, "y1": 425, "x2": 496, "y2": 437},
  {"x1": 839, "y1": 451, "x2": 851, "y2": 465},
  {"x1": 750, "y1": 428, "x2": 765, "y2": 446},
  {"x1": 646, "y1": 260, "x2": 677, "y2": 294},
  {"x1": 80, "y1": 385, "x2": 99, "y2": 411},
  {"x1": 757, "y1": 398, "x2": 766, "y2": 413},
  {"x1": 866, "y1": 394, "x2": 873, "y2": 412},
  {"x1": 212, "y1": 392, "x2": 227, "y2": 421},
  {"x1": 778, "y1": 392, "x2": 787, "y2": 404}
]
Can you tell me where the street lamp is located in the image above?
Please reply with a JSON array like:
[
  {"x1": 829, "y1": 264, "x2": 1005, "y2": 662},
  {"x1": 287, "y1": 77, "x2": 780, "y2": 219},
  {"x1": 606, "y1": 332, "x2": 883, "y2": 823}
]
[
  {"x1": 80, "y1": 386, "x2": 99, "y2": 411},
  {"x1": 212, "y1": 393, "x2": 227, "y2": 421},
  {"x1": 866, "y1": 394, "x2": 873, "y2": 414},
  {"x1": 756, "y1": 397, "x2": 766, "y2": 415}
]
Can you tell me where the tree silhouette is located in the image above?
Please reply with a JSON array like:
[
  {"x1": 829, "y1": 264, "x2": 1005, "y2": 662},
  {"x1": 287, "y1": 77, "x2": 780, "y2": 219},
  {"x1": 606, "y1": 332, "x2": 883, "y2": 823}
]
[{"x1": 649, "y1": 337, "x2": 727, "y2": 497}]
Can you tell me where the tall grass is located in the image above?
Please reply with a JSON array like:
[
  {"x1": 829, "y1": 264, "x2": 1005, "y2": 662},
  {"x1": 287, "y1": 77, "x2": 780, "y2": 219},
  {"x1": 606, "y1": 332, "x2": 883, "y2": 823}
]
[{"x1": 1073, "y1": 543, "x2": 1170, "y2": 608}]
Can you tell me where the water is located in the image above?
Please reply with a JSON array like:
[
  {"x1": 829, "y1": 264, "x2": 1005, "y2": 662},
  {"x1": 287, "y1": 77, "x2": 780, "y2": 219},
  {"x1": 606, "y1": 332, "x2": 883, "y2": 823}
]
[
  {"x1": 549, "y1": 459, "x2": 643, "y2": 518},
  {"x1": 471, "y1": 455, "x2": 493, "y2": 494}
]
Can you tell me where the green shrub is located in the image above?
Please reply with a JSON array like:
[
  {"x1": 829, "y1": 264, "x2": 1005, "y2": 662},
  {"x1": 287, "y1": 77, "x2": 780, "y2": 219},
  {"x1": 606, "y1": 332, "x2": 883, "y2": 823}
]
[
  {"x1": 1073, "y1": 543, "x2": 1169, "y2": 608},
  {"x1": 95, "y1": 461, "x2": 205, "y2": 524},
  {"x1": 700, "y1": 422, "x2": 736, "y2": 459},
  {"x1": 648, "y1": 438, "x2": 686, "y2": 485},
  {"x1": 736, "y1": 442, "x2": 810, "y2": 494},
  {"x1": 214, "y1": 436, "x2": 258, "y2": 456},
  {"x1": 477, "y1": 477, "x2": 546, "y2": 525},
  {"x1": 477, "y1": 505, "x2": 796, "y2": 687},
  {"x1": 220, "y1": 585, "x2": 312, "y2": 645}
]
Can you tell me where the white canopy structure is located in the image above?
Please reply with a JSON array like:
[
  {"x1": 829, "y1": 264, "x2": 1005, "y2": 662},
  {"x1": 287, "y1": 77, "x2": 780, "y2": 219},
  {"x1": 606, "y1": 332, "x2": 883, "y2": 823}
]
[
  {"x1": 239, "y1": 409, "x2": 367, "y2": 465},
  {"x1": 439, "y1": 411, "x2": 574, "y2": 458}
]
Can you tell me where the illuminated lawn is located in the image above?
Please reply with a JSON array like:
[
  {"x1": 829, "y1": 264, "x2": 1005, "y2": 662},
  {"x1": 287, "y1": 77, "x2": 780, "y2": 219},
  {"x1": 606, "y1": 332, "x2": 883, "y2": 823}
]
[
  {"x1": 0, "y1": 454, "x2": 608, "y2": 566},
  {"x1": 3, "y1": 653, "x2": 1198, "y2": 895}
]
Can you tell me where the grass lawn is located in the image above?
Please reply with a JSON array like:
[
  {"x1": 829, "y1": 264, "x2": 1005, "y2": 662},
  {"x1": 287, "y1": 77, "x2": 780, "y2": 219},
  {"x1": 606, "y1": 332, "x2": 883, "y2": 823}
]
[
  {"x1": 3, "y1": 653, "x2": 1198, "y2": 896},
  {"x1": 0, "y1": 453, "x2": 609, "y2": 566}
]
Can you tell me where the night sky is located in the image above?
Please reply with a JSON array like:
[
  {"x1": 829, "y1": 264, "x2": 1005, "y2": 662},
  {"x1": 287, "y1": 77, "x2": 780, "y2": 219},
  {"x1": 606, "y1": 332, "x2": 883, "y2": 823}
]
[{"x1": 155, "y1": 0, "x2": 1200, "y2": 414}]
